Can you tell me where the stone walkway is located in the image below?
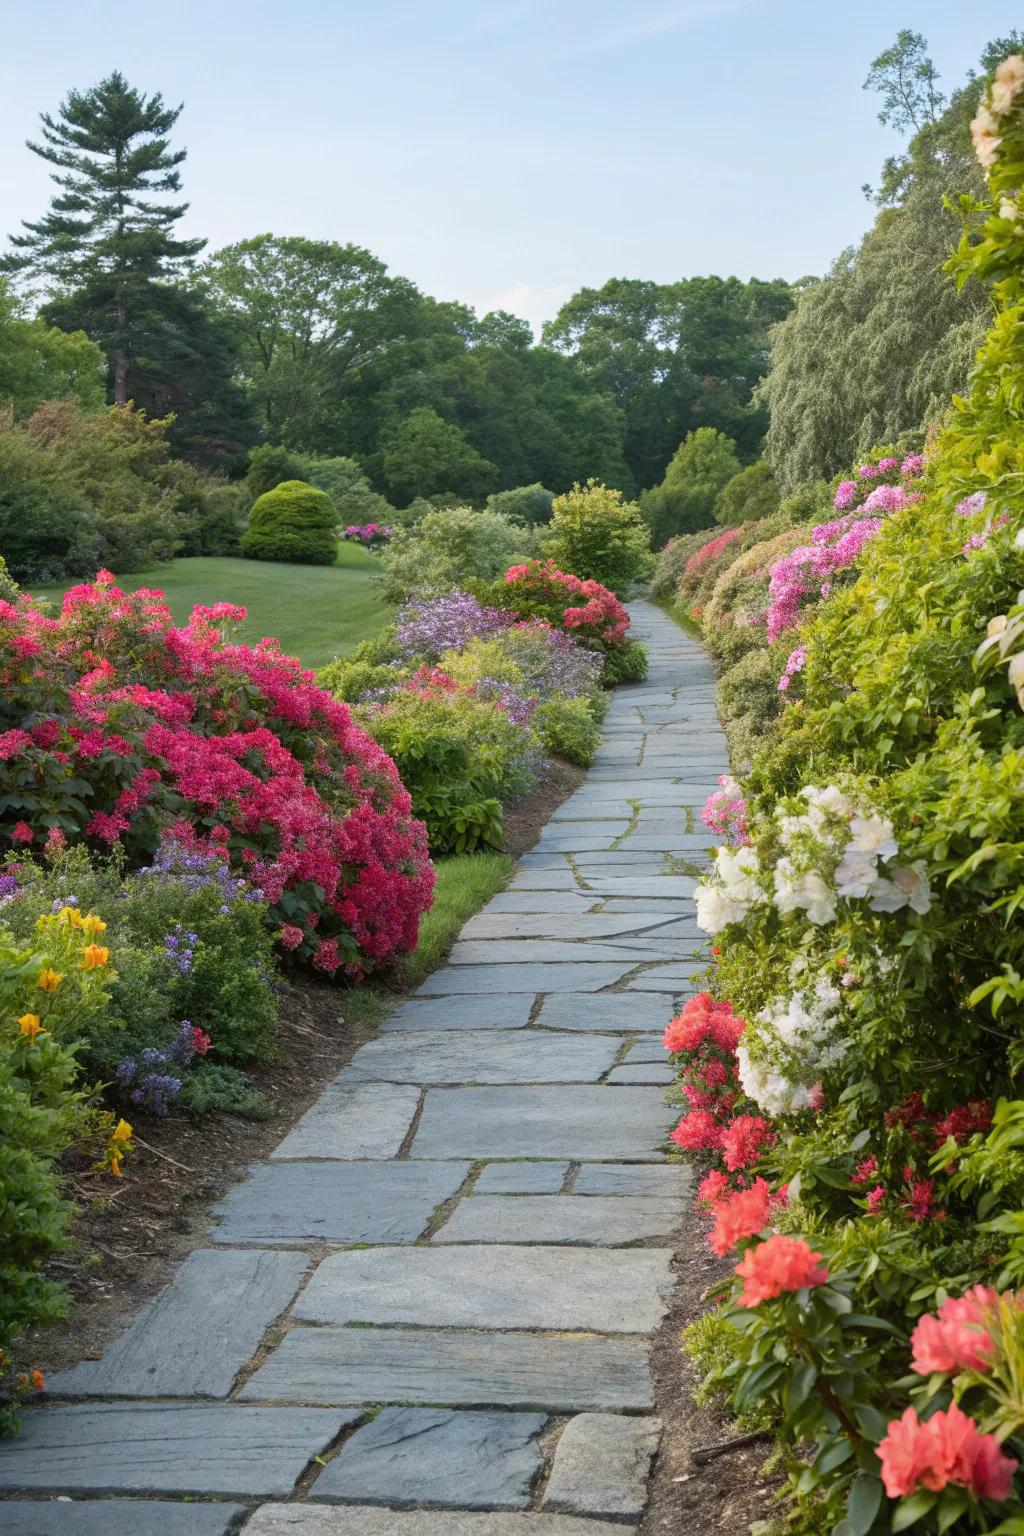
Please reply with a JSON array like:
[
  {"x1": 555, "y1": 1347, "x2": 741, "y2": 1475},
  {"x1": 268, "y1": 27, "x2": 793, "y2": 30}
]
[{"x1": 0, "y1": 602, "x2": 729, "y2": 1535}]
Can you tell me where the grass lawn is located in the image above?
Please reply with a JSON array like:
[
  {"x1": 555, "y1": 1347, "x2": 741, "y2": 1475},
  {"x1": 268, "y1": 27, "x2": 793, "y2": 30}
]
[
  {"x1": 402, "y1": 852, "x2": 512, "y2": 988},
  {"x1": 33, "y1": 544, "x2": 392, "y2": 670}
]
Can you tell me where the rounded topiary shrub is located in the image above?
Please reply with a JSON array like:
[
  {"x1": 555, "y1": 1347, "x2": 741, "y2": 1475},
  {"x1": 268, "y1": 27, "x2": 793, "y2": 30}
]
[{"x1": 241, "y1": 479, "x2": 337, "y2": 565}]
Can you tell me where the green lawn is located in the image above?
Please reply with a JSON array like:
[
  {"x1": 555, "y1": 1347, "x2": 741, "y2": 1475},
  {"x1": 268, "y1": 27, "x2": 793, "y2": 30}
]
[{"x1": 34, "y1": 545, "x2": 392, "y2": 670}]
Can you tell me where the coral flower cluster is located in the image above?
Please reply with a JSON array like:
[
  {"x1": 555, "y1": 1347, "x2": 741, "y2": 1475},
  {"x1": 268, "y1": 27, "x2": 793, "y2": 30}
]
[
  {"x1": 502, "y1": 560, "x2": 631, "y2": 647},
  {"x1": 878, "y1": 1403, "x2": 1017, "y2": 1501}
]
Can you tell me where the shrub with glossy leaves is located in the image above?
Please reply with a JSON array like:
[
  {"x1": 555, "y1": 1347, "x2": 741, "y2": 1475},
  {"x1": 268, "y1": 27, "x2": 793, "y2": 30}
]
[{"x1": 543, "y1": 479, "x2": 652, "y2": 596}]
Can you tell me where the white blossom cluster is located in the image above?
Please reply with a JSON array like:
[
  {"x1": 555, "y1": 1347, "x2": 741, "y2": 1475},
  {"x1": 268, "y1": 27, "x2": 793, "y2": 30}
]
[
  {"x1": 736, "y1": 968, "x2": 843, "y2": 1117},
  {"x1": 693, "y1": 783, "x2": 931, "y2": 935}
]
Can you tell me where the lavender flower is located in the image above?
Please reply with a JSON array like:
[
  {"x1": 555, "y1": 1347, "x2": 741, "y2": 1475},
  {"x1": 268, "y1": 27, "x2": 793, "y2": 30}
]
[{"x1": 396, "y1": 594, "x2": 512, "y2": 660}]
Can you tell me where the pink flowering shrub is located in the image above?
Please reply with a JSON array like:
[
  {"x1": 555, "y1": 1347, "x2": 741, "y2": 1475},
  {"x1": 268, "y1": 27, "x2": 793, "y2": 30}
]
[
  {"x1": 0, "y1": 573, "x2": 434, "y2": 973},
  {"x1": 495, "y1": 560, "x2": 631, "y2": 649},
  {"x1": 702, "y1": 775, "x2": 749, "y2": 843},
  {"x1": 343, "y1": 522, "x2": 391, "y2": 550}
]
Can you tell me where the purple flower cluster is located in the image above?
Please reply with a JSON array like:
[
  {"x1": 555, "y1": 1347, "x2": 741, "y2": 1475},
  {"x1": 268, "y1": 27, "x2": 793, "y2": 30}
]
[
  {"x1": 115, "y1": 1021, "x2": 204, "y2": 1114},
  {"x1": 475, "y1": 678, "x2": 539, "y2": 729},
  {"x1": 832, "y1": 453, "x2": 925, "y2": 514},
  {"x1": 163, "y1": 922, "x2": 198, "y2": 974},
  {"x1": 0, "y1": 871, "x2": 20, "y2": 904},
  {"x1": 506, "y1": 621, "x2": 604, "y2": 700},
  {"x1": 396, "y1": 593, "x2": 512, "y2": 661},
  {"x1": 956, "y1": 491, "x2": 988, "y2": 517},
  {"x1": 140, "y1": 838, "x2": 263, "y2": 912}
]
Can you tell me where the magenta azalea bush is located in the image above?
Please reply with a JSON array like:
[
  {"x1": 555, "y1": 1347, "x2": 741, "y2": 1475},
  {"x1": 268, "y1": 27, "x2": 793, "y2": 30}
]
[{"x1": 0, "y1": 573, "x2": 434, "y2": 974}]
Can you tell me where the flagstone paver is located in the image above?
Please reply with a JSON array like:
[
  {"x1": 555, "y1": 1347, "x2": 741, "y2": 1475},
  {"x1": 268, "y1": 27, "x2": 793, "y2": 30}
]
[
  {"x1": 308, "y1": 1408, "x2": 545, "y2": 1510},
  {"x1": 238, "y1": 1327, "x2": 655, "y2": 1411},
  {"x1": 0, "y1": 603, "x2": 723, "y2": 1528}
]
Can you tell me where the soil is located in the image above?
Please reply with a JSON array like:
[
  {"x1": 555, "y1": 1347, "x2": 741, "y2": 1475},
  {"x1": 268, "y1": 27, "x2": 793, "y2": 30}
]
[
  {"x1": 643, "y1": 1197, "x2": 777, "y2": 1535},
  {"x1": 14, "y1": 758, "x2": 585, "y2": 1387}
]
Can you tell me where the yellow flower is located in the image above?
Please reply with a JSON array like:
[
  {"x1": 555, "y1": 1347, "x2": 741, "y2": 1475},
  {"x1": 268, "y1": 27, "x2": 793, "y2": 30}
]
[
  {"x1": 111, "y1": 1118, "x2": 133, "y2": 1143},
  {"x1": 36, "y1": 968, "x2": 63, "y2": 992},
  {"x1": 80, "y1": 944, "x2": 109, "y2": 970},
  {"x1": 18, "y1": 1013, "x2": 43, "y2": 1044},
  {"x1": 55, "y1": 906, "x2": 82, "y2": 926},
  {"x1": 81, "y1": 913, "x2": 107, "y2": 935}
]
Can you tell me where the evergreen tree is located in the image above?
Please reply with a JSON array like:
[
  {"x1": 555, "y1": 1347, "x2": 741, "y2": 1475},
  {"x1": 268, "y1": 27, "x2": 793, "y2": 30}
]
[{"x1": 4, "y1": 72, "x2": 205, "y2": 408}]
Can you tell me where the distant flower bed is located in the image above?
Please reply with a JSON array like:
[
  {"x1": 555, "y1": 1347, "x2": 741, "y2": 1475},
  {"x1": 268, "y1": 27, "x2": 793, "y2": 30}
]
[{"x1": 342, "y1": 522, "x2": 392, "y2": 549}]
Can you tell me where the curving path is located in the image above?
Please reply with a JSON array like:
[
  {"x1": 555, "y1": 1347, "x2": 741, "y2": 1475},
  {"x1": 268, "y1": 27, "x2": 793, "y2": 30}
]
[{"x1": 0, "y1": 602, "x2": 730, "y2": 1535}]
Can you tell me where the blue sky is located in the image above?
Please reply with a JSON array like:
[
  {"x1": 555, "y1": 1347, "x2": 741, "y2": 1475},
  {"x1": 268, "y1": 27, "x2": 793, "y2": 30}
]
[{"x1": 2, "y1": 1, "x2": 1016, "y2": 331}]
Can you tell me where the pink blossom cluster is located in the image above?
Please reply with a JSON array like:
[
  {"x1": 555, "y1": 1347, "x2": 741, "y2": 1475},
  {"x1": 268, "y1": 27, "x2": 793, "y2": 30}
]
[
  {"x1": 683, "y1": 527, "x2": 742, "y2": 580},
  {"x1": 878, "y1": 1403, "x2": 1016, "y2": 1502},
  {"x1": 664, "y1": 994, "x2": 776, "y2": 1176},
  {"x1": 701, "y1": 775, "x2": 749, "y2": 843},
  {"x1": 777, "y1": 645, "x2": 807, "y2": 693},
  {"x1": 0, "y1": 573, "x2": 435, "y2": 974},
  {"x1": 765, "y1": 516, "x2": 886, "y2": 641},
  {"x1": 501, "y1": 560, "x2": 630, "y2": 648},
  {"x1": 343, "y1": 523, "x2": 391, "y2": 549}
]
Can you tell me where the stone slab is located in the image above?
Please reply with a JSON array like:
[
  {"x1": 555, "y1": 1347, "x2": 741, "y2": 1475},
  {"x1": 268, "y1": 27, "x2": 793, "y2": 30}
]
[
  {"x1": 599, "y1": 899, "x2": 689, "y2": 914},
  {"x1": 271, "y1": 1082, "x2": 421, "y2": 1160},
  {"x1": 474, "y1": 1162, "x2": 570, "y2": 1194},
  {"x1": 580, "y1": 878, "x2": 696, "y2": 899},
  {"x1": 211, "y1": 1161, "x2": 470, "y2": 1245},
  {"x1": 626, "y1": 966, "x2": 703, "y2": 992},
  {"x1": 294, "y1": 1246, "x2": 674, "y2": 1332},
  {"x1": 381, "y1": 996, "x2": 534, "y2": 1031},
  {"x1": 574, "y1": 1164, "x2": 690, "y2": 1198},
  {"x1": 239, "y1": 1326, "x2": 653, "y2": 1411},
  {"x1": 606, "y1": 1063, "x2": 675, "y2": 1085},
  {"x1": 447, "y1": 941, "x2": 657, "y2": 965},
  {"x1": 535, "y1": 995, "x2": 673, "y2": 1035},
  {"x1": 459, "y1": 914, "x2": 683, "y2": 941},
  {"x1": 543, "y1": 1413, "x2": 662, "y2": 1521},
  {"x1": 341, "y1": 1030, "x2": 619, "y2": 1085},
  {"x1": 507, "y1": 869, "x2": 581, "y2": 890},
  {"x1": 311, "y1": 1408, "x2": 544, "y2": 1509},
  {"x1": 0, "y1": 1502, "x2": 245, "y2": 1535},
  {"x1": 243, "y1": 1506, "x2": 629, "y2": 1535},
  {"x1": 412, "y1": 1087, "x2": 674, "y2": 1161},
  {"x1": 529, "y1": 836, "x2": 625, "y2": 853},
  {"x1": 416, "y1": 964, "x2": 629, "y2": 995},
  {"x1": 485, "y1": 892, "x2": 595, "y2": 914},
  {"x1": 432, "y1": 1195, "x2": 682, "y2": 1246},
  {"x1": 49, "y1": 1248, "x2": 307, "y2": 1398},
  {"x1": 0, "y1": 1405, "x2": 353, "y2": 1496},
  {"x1": 623, "y1": 1038, "x2": 671, "y2": 1063}
]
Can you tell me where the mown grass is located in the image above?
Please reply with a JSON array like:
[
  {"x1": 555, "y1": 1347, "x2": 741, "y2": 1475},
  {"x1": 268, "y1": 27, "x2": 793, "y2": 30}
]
[
  {"x1": 402, "y1": 852, "x2": 512, "y2": 988},
  {"x1": 33, "y1": 546, "x2": 392, "y2": 670}
]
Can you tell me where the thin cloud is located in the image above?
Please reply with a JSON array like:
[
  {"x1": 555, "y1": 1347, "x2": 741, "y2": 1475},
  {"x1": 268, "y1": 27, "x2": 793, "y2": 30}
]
[{"x1": 583, "y1": 0, "x2": 758, "y2": 51}]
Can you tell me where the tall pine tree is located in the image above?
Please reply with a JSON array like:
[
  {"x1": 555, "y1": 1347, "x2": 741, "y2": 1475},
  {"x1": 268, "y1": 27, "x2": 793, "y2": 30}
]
[{"x1": 4, "y1": 72, "x2": 205, "y2": 407}]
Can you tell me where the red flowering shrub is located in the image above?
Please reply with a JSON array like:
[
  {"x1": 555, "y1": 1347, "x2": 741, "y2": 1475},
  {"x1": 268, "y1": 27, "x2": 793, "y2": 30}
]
[
  {"x1": 683, "y1": 526, "x2": 743, "y2": 581},
  {"x1": 0, "y1": 573, "x2": 434, "y2": 973},
  {"x1": 496, "y1": 560, "x2": 631, "y2": 649}
]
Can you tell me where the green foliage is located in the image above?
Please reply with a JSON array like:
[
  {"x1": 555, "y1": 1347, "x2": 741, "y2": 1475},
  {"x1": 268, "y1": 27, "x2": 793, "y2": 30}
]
[
  {"x1": 543, "y1": 479, "x2": 652, "y2": 595},
  {"x1": 247, "y1": 443, "x2": 304, "y2": 498},
  {"x1": 300, "y1": 453, "x2": 395, "y2": 526},
  {"x1": 0, "y1": 914, "x2": 120, "y2": 1435},
  {"x1": 402, "y1": 851, "x2": 512, "y2": 986},
  {"x1": 0, "y1": 423, "x2": 95, "y2": 582},
  {"x1": 649, "y1": 527, "x2": 725, "y2": 600},
  {"x1": 486, "y1": 483, "x2": 555, "y2": 527},
  {"x1": 5, "y1": 846, "x2": 278, "y2": 1076},
  {"x1": 534, "y1": 695, "x2": 601, "y2": 766},
  {"x1": 241, "y1": 478, "x2": 338, "y2": 565},
  {"x1": 175, "y1": 1062, "x2": 271, "y2": 1119},
  {"x1": 315, "y1": 657, "x2": 398, "y2": 702},
  {"x1": 0, "y1": 279, "x2": 104, "y2": 417},
  {"x1": 354, "y1": 688, "x2": 519, "y2": 854},
  {"x1": 376, "y1": 506, "x2": 534, "y2": 604},
  {"x1": 380, "y1": 406, "x2": 497, "y2": 505},
  {"x1": 640, "y1": 428, "x2": 741, "y2": 546},
  {"x1": 714, "y1": 460, "x2": 781, "y2": 527},
  {"x1": 600, "y1": 637, "x2": 649, "y2": 685}
]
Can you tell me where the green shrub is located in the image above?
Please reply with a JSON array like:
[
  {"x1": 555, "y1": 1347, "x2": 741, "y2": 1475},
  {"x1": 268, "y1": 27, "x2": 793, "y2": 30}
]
[
  {"x1": 713, "y1": 460, "x2": 781, "y2": 526},
  {"x1": 299, "y1": 453, "x2": 396, "y2": 527},
  {"x1": 640, "y1": 427, "x2": 741, "y2": 546},
  {"x1": 534, "y1": 695, "x2": 601, "y2": 766},
  {"x1": 315, "y1": 657, "x2": 399, "y2": 702},
  {"x1": 246, "y1": 443, "x2": 305, "y2": 499},
  {"x1": 0, "y1": 914, "x2": 122, "y2": 1435},
  {"x1": 0, "y1": 425, "x2": 95, "y2": 582},
  {"x1": 600, "y1": 637, "x2": 648, "y2": 685},
  {"x1": 543, "y1": 480, "x2": 652, "y2": 595},
  {"x1": 650, "y1": 528, "x2": 725, "y2": 599},
  {"x1": 486, "y1": 483, "x2": 555, "y2": 527},
  {"x1": 4, "y1": 844, "x2": 278, "y2": 1079},
  {"x1": 376, "y1": 506, "x2": 534, "y2": 604},
  {"x1": 241, "y1": 478, "x2": 338, "y2": 565}
]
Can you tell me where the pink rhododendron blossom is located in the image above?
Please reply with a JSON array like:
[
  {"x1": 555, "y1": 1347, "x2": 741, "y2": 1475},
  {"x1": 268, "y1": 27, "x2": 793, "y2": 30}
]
[
  {"x1": 734, "y1": 1236, "x2": 829, "y2": 1306},
  {"x1": 910, "y1": 1287, "x2": 999, "y2": 1375},
  {"x1": 878, "y1": 1404, "x2": 1017, "y2": 1501}
]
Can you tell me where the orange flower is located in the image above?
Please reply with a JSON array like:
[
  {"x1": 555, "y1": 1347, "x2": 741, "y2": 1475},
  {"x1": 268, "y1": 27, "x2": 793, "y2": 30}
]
[
  {"x1": 709, "y1": 1178, "x2": 772, "y2": 1257},
  {"x1": 109, "y1": 1154, "x2": 123, "y2": 1177},
  {"x1": 17, "y1": 1013, "x2": 43, "y2": 1044},
  {"x1": 80, "y1": 944, "x2": 109, "y2": 970},
  {"x1": 36, "y1": 968, "x2": 63, "y2": 992},
  {"x1": 81, "y1": 913, "x2": 107, "y2": 935},
  {"x1": 31, "y1": 1369, "x2": 44, "y2": 1392},
  {"x1": 734, "y1": 1235, "x2": 829, "y2": 1306}
]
